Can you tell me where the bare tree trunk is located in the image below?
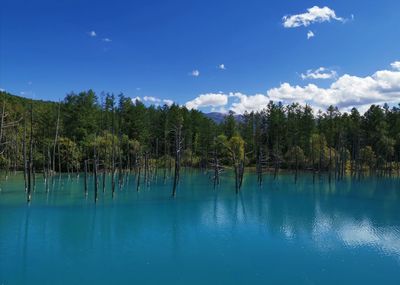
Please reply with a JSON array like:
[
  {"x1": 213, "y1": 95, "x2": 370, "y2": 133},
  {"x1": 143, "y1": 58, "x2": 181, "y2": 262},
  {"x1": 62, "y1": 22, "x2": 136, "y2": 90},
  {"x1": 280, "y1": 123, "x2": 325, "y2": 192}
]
[
  {"x1": 23, "y1": 117, "x2": 27, "y2": 192},
  {"x1": 102, "y1": 158, "x2": 106, "y2": 193},
  {"x1": 144, "y1": 151, "x2": 148, "y2": 186},
  {"x1": 94, "y1": 149, "x2": 98, "y2": 203},
  {"x1": 27, "y1": 104, "x2": 33, "y2": 203},
  {"x1": 257, "y1": 146, "x2": 263, "y2": 187},
  {"x1": 328, "y1": 147, "x2": 332, "y2": 184},
  {"x1": 111, "y1": 103, "x2": 116, "y2": 197},
  {"x1": 52, "y1": 102, "x2": 60, "y2": 175},
  {"x1": 58, "y1": 143, "x2": 61, "y2": 176},
  {"x1": 212, "y1": 138, "x2": 221, "y2": 188},
  {"x1": 233, "y1": 157, "x2": 239, "y2": 194},
  {"x1": 155, "y1": 138, "x2": 159, "y2": 180},
  {"x1": 118, "y1": 130, "x2": 123, "y2": 189},
  {"x1": 136, "y1": 155, "x2": 141, "y2": 192},
  {"x1": 13, "y1": 127, "x2": 18, "y2": 173},
  {"x1": 311, "y1": 138, "x2": 315, "y2": 184},
  {"x1": 0, "y1": 100, "x2": 5, "y2": 144},
  {"x1": 273, "y1": 141, "x2": 280, "y2": 180},
  {"x1": 172, "y1": 124, "x2": 182, "y2": 197},
  {"x1": 84, "y1": 160, "x2": 88, "y2": 196},
  {"x1": 239, "y1": 160, "x2": 245, "y2": 189},
  {"x1": 295, "y1": 148, "x2": 298, "y2": 184}
]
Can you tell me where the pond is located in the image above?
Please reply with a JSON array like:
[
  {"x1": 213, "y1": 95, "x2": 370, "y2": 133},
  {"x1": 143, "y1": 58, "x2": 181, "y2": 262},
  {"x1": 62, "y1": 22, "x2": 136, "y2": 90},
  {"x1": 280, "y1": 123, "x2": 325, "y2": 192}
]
[{"x1": 1, "y1": 171, "x2": 400, "y2": 284}]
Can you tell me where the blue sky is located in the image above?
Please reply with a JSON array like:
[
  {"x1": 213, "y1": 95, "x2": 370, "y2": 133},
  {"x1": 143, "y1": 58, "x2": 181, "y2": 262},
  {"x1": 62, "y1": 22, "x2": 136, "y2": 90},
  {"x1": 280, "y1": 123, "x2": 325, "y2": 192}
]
[{"x1": 1, "y1": 0, "x2": 400, "y2": 113}]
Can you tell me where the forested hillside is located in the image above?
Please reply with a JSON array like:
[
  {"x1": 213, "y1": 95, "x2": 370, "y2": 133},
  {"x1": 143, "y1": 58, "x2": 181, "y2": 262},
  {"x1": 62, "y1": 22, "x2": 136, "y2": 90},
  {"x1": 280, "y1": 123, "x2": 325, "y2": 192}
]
[{"x1": 1, "y1": 89, "x2": 399, "y2": 185}]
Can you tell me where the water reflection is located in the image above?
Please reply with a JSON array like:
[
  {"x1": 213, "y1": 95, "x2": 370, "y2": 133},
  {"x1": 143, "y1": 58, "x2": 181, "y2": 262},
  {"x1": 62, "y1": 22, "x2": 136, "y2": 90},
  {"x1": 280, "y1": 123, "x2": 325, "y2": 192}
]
[{"x1": 0, "y1": 172, "x2": 400, "y2": 284}]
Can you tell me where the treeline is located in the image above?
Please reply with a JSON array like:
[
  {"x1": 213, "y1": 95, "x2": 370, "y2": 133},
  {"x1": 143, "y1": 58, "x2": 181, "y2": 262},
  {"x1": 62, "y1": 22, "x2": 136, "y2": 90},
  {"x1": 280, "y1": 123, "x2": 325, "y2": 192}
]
[
  {"x1": 0, "y1": 90, "x2": 217, "y2": 171},
  {"x1": 0, "y1": 90, "x2": 399, "y2": 192}
]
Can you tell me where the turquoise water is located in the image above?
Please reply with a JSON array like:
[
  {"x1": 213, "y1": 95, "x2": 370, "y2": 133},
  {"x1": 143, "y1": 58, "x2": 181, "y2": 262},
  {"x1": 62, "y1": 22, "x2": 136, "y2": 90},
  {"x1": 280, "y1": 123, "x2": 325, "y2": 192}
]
[{"x1": 1, "y1": 171, "x2": 400, "y2": 284}]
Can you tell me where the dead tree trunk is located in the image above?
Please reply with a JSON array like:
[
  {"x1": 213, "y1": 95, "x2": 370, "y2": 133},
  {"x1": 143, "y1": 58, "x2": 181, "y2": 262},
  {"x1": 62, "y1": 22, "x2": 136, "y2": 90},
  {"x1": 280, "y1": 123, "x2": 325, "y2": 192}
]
[
  {"x1": 23, "y1": 117, "x2": 27, "y2": 192},
  {"x1": 58, "y1": 143, "x2": 61, "y2": 176},
  {"x1": 143, "y1": 151, "x2": 148, "y2": 186},
  {"x1": 102, "y1": 159, "x2": 106, "y2": 193},
  {"x1": 233, "y1": 154, "x2": 239, "y2": 194},
  {"x1": 328, "y1": 146, "x2": 332, "y2": 184},
  {"x1": 211, "y1": 137, "x2": 222, "y2": 188},
  {"x1": 52, "y1": 102, "x2": 60, "y2": 175},
  {"x1": 84, "y1": 160, "x2": 88, "y2": 196},
  {"x1": 155, "y1": 138, "x2": 159, "y2": 180},
  {"x1": 256, "y1": 147, "x2": 262, "y2": 187},
  {"x1": 94, "y1": 150, "x2": 98, "y2": 203},
  {"x1": 136, "y1": 154, "x2": 141, "y2": 192},
  {"x1": 294, "y1": 147, "x2": 298, "y2": 184},
  {"x1": 111, "y1": 103, "x2": 116, "y2": 197},
  {"x1": 0, "y1": 99, "x2": 5, "y2": 145},
  {"x1": 311, "y1": 138, "x2": 316, "y2": 184},
  {"x1": 273, "y1": 141, "x2": 280, "y2": 180},
  {"x1": 172, "y1": 124, "x2": 183, "y2": 197},
  {"x1": 118, "y1": 130, "x2": 123, "y2": 189},
  {"x1": 27, "y1": 104, "x2": 33, "y2": 203}
]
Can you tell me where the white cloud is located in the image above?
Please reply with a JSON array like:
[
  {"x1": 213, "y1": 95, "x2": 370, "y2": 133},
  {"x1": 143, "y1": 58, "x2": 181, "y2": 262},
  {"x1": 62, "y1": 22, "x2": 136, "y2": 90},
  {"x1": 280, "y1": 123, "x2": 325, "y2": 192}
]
[
  {"x1": 185, "y1": 93, "x2": 228, "y2": 110},
  {"x1": 140, "y1": 96, "x2": 174, "y2": 106},
  {"x1": 301, "y1": 67, "x2": 337, "y2": 80},
  {"x1": 143, "y1": 96, "x2": 161, "y2": 103},
  {"x1": 0, "y1": 88, "x2": 5, "y2": 92},
  {"x1": 391, "y1": 61, "x2": 400, "y2": 71},
  {"x1": 190, "y1": 70, "x2": 200, "y2": 77},
  {"x1": 229, "y1": 93, "x2": 270, "y2": 114},
  {"x1": 189, "y1": 62, "x2": 400, "y2": 114},
  {"x1": 88, "y1": 30, "x2": 97, "y2": 37},
  {"x1": 132, "y1": 97, "x2": 141, "y2": 103},
  {"x1": 268, "y1": 68, "x2": 400, "y2": 112},
  {"x1": 102, "y1": 38, "x2": 112, "y2": 42},
  {"x1": 307, "y1": 30, "x2": 315, "y2": 39},
  {"x1": 283, "y1": 6, "x2": 344, "y2": 28},
  {"x1": 163, "y1": 99, "x2": 174, "y2": 106},
  {"x1": 218, "y1": 64, "x2": 226, "y2": 70}
]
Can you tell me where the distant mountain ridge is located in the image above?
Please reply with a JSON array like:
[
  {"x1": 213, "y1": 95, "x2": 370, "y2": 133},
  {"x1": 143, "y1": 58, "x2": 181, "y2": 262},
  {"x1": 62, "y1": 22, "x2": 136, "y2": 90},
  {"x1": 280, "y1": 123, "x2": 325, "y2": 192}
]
[{"x1": 205, "y1": 112, "x2": 243, "y2": 124}]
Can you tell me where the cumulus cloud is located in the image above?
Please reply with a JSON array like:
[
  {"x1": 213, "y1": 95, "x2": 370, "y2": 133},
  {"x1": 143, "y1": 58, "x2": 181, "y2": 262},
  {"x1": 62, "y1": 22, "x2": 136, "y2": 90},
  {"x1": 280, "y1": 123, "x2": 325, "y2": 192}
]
[
  {"x1": 391, "y1": 61, "x2": 400, "y2": 71},
  {"x1": 88, "y1": 30, "x2": 97, "y2": 37},
  {"x1": 301, "y1": 67, "x2": 337, "y2": 80},
  {"x1": 218, "y1": 64, "x2": 226, "y2": 70},
  {"x1": 283, "y1": 6, "x2": 344, "y2": 28},
  {"x1": 132, "y1": 96, "x2": 141, "y2": 103},
  {"x1": 229, "y1": 93, "x2": 270, "y2": 114},
  {"x1": 137, "y1": 96, "x2": 174, "y2": 106},
  {"x1": 268, "y1": 68, "x2": 400, "y2": 112},
  {"x1": 307, "y1": 30, "x2": 315, "y2": 39},
  {"x1": 187, "y1": 62, "x2": 400, "y2": 114},
  {"x1": 185, "y1": 93, "x2": 228, "y2": 110},
  {"x1": 190, "y1": 70, "x2": 200, "y2": 77},
  {"x1": 102, "y1": 38, "x2": 112, "y2": 42},
  {"x1": 163, "y1": 99, "x2": 174, "y2": 106},
  {"x1": 143, "y1": 96, "x2": 161, "y2": 103}
]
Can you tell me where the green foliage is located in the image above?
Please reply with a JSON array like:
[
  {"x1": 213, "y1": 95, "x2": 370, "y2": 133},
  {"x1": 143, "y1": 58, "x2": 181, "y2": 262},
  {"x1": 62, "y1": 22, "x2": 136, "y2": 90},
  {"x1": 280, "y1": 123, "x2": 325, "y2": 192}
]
[
  {"x1": 1, "y1": 88, "x2": 400, "y2": 175},
  {"x1": 285, "y1": 146, "x2": 305, "y2": 168},
  {"x1": 58, "y1": 137, "x2": 81, "y2": 171},
  {"x1": 360, "y1": 146, "x2": 376, "y2": 170}
]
